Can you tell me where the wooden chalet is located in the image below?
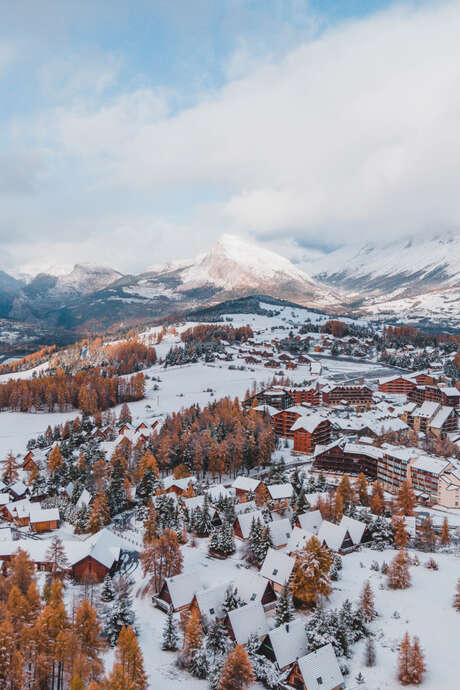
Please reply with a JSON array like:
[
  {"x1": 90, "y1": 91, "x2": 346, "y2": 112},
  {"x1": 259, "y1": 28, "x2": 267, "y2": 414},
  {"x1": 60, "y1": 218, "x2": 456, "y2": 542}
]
[
  {"x1": 190, "y1": 581, "x2": 230, "y2": 625},
  {"x1": 312, "y1": 439, "x2": 382, "y2": 480},
  {"x1": 296, "y1": 510, "x2": 322, "y2": 535},
  {"x1": 260, "y1": 548, "x2": 296, "y2": 593},
  {"x1": 339, "y1": 515, "x2": 371, "y2": 546},
  {"x1": 322, "y1": 384, "x2": 373, "y2": 406},
  {"x1": 287, "y1": 643, "x2": 345, "y2": 690},
  {"x1": 258, "y1": 619, "x2": 307, "y2": 671},
  {"x1": 154, "y1": 571, "x2": 202, "y2": 612},
  {"x1": 292, "y1": 416, "x2": 331, "y2": 454},
  {"x1": 273, "y1": 406, "x2": 309, "y2": 438},
  {"x1": 267, "y1": 517, "x2": 292, "y2": 549},
  {"x1": 225, "y1": 602, "x2": 268, "y2": 644},
  {"x1": 287, "y1": 386, "x2": 321, "y2": 406},
  {"x1": 233, "y1": 510, "x2": 265, "y2": 540},
  {"x1": 234, "y1": 570, "x2": 277, "y2": 609},
  {"x1": 317, "y1": 521, "x2": 354, "y2": 553},
  {"x1": 232, "y1": 476, "x2": 266, "y2": 503},
  {"x1": 409, "y1": 385, "x2": 460, "y2": 409},
  {"x1": 29, "y1": 506, "x2": 59, "y2": 532},
  {"x1": 23, "y1": 451, "x2": 39, "y2": 472}
]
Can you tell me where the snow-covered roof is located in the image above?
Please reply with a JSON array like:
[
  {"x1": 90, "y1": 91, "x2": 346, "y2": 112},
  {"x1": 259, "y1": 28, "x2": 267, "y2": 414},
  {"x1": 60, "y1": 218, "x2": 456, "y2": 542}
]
[
  {"x1": 260, "y1": 548, "x2": 295, "y2": 586},
  {"x1": 0, "y1": 527, "x2": 12, "y2": 541},
  {"x1": 343, "y1": 442, "x2": 384, "y2": 459},
  {"x1": 286, "y1": 526, "x2": 315, "y2": 554},
  {"x1": 194, "y1": 581, "x2": 230, "y2": 624},
  {"x1": 297, "y1": 510, "x2": 323, "y2": 535},
  {"x1": 265, "y1": 619, "x2": 308, "y2": 669},
  {"x1": 206, "y1": 484, "x2": 235, "y2": 502},
  {"x1": 317, "y1": 520, "x2": 349, "y2": 551},
  {"x1": 440, "y1": 387, "x2": 460, "y2": 397},
  {"x1": 76, "y1": 489, "x2": 92, "y2": 509},
  {"x1": 232, "y1": 476, "x2": 261, "y2": 492},
  {"x1": 9, "y1": 480, "x2": 26, "y2": 496},
  {"x1": 162, "y1": 475, "x2": 196, "y2": 491},
  {"x1": 234, "y1": 500, "x2": 257, "y2": 515},
  {"x1": 5, "y1": 498, "x2": 31, "y2": 519},
  {"x1": 274, "y1": 405, "x2": 308, "y2": 416},
  {"x1": 411, "y1": 456, "x2": 451, "y2": 475},
  {"x1": 234, "y1": 571, "x2": 271, "y2": 605},
  {"x1": 267, "y1": 484, "x2": 293, "y2": 500},
  {"x1": 415, "y1": 401, "x2": 440, "y2": 419},
  {"x1": 29, "y1": 506, "x2": 60, "y2": 525},
  {"x1": 297, "y1": 643, "x2": 344, "y2": 690},
  {"x1": 268, "y1": 518, "x2": 292, "y2": 548},
  {"x1": 227, "y1": 603, "x2": 268, "y2": 644},
  {"x1": 252, "y1": 404, "x2": 278, "y2": 416},
  {"x1": 291, "y1": 414, "x2": 327, "y2": 433},
  {"x1": 430, "y1": 406, "x2": 454, "y2": 429},
  {"x1": 0, "y1": 493, "x2": 10, "y2": 505},
  {"x1": 163, "y1": 571, "x2": 202, "y2": 609},
  {"x1": 235, "y1": 510, "x2": 264, "y2": 539},
  {"x1": 339, "y1": 515, "x2": 367, "y2": 545}
]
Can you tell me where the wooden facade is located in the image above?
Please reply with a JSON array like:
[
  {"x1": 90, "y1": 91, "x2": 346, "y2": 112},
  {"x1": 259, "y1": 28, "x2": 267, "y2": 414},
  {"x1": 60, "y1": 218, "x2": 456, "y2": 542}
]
[
  {"x1": 379, "y1": 377, "x2": 416, "y2": 395},
  {"x1": 322, "y1": 385, "x2": 373, "y2": 406},
  {"x1": 293, "y1": 420, "x2": 331, "y2": 454},
  {"x1": 72, "y1": 555, "x2": 111, "y2": 583},
  {"x1": 313, "y1": 444, "x2": 379, "y2": 480}
]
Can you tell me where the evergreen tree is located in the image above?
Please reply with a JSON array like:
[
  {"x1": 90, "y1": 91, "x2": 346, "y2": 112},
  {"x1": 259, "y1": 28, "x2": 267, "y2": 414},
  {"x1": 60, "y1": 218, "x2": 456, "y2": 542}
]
[
  {"x1": 45, "y1": 535, "x2": 69, "y2": 582},
  {"x1": 162, "y1": 607, "x2": 180, "y2": 651},
  {"x1": 194, "y1": 495, "x2": 213, "y2": 536},
  {"x1": 294, "y1": 486, "x2": 309, "y2": 517},
  {"x1": 222, "y1": 584, "x2": 245, "y2": 613},
  {"x1": 136, "y1": 467, "x2": 158, "y2": 504},
  {"x1": 206, "y1": 620, "x2": 229, "y2": 659},
  {"x1": 329, "y1": 553, "x2": 343, "y2": 581},
  {"x1": 364, "y1": 637, "x2": 376, "y2": 667},
  {"x1": 218, "y1": 644, "x2": 254, "y2": 690},
  {"x1": 369, "y1": 515, "x2": 393, "y2": 550},
  {"x1": 104, "y1": 577, "x2": 136, "y2": 646},
  {"x1": 108, "y1": 458, "x2": 127, "y2": 516},
  {"x1": 100, "y1": 575, "x2": 115, "y2": 603},
  {"x1": 275, "y1": 583, "x2": 295, "y2": 627},
  {"x1": 246, "y1": 516, "x2": 264, "y2": 566}
]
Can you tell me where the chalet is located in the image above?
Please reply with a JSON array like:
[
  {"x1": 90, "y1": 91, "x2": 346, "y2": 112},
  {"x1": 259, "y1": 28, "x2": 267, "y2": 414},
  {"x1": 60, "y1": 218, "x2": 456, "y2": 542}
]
[
  {"x1": 296, "y1": 510, "x2": 322, "y2": 535},
  {"x1": 317, "y1": 521, "x2": 354, "y2": 553},
  {"x1": 252, "y1": 403, "x2": 278, "y2": 417},
  {"x1": 135, "y1": 422, "x2": 148, "y2": 433},
  {"x1": 205, "y1": 484, "x2": 235, "y2": 502},
  {"x1": 182, "y1": 495, "x2": 222, "y2": 526},
  {"x1": 286, "y1": 527, "x2": 315, "y2": 555},
  {"x1": 163, "y1": 475, "x2": 197, "y2": 497},
  {"x1": 406, "y1": 401, "x2": 457, "y2": 436},
  {"x1": 234, "y1": 510, "x2": 265, "y2": 540},
  {"x1": 234, "y1": 570, "x2": 277, "y2": 609},
  {"x1": 9, "y1": 480, "x2": 27, "y2": 500},
  {"x1": 232, "y1": 476, "x2": 266, "y2": 503},
  {"x1": 23, "y1": 451, "x2": 39, "y2": 472},
  {"x1": 225, "y1": 603, "x2": 268, "y2": 644},
  {"x1": 292, "y1": 416, "x2": 331, "y2": 454},
  {"x1": 260, "y1": 548, "x2": 295, "y2": 593},
  {"x1": 234, "y1": 500, "x2": 257, "y2": 515},
  {"x1": 287, "y1": 643, "x2": 345, "y2": 690},
  {"x1": 4, "y1": 499, "x2": 32, "y2": 525},
  {"x1": 154, "y1": 571, "x2": 202, "y2": 611},
  {"x1": 258, "y1": 619, "x2": 308, "y2": 671},
  {"x1": 409, "y1": 385, "x2": 460, "y2": 408},
  {"x1": 29, "y1": 506, "x2": 60, "y2": 532},
  {"x1": 273, "y1": 406, "x2": 309, "y2": 438},
  {"x1": 339, "y1": 515, "x2": 371, "y2": 546},
  {"x1": 268, "y1": 517, "x2": 292, "y2": 549},
  {"x1": 190, "y1": 581, "x2": 229, "y2": 625},
  {"x1": 266, "y1": 483, "x2": 294, "y2": 507},
  {"x1": 71, "y1": 530, "x2": 122, "y2": 583},
  {"x1": 76, "y1": 488, "x2": 92, "y2": 510},
  {"x1": 0, "y1": 493, "x2": 10, "y2": 512}
]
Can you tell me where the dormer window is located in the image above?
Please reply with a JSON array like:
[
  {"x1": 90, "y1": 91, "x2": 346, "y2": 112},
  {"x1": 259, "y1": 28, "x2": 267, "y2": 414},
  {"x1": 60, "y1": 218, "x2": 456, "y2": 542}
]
[
  {"x1": 272, "y1": 568, "x2": 278, "y2": 576},
  {"x1": 317, "y1": 677, "x2": 323, "y2": 685},
  {"x1": 209, "y1": 608, "x2": 215, "y2": 615},
  {"x1": 250, "y1": 593, "x2": 256, "y2": 600}
]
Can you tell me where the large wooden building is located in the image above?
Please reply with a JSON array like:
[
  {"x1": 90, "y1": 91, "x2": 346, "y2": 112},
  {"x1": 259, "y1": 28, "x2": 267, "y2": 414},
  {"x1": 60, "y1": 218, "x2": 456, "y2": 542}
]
[
  {"x1": 292, "y1": 416, "x2": 331, "y2": 454},
  {"x1": 272, "y1": 406, "x2": 309, "y2": 438},
  {"x1": 322, "y1": 385, "x2": 373, "y2": 406},
  {"x1": 378, "y1": 375, "x2": 417, "y2": 395},
  {"x1": 312, "y1": 439, "x2": 383, "y2": 480}
]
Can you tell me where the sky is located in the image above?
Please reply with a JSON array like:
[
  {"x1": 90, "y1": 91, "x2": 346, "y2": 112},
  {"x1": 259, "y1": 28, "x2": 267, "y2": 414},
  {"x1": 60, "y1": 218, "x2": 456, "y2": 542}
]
[{"x1": 1, "y1": 0, "x2": 460, "y2": 276}]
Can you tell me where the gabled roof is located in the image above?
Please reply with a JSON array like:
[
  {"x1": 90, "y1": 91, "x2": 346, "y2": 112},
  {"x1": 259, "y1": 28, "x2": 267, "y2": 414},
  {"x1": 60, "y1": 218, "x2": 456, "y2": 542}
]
[
  {"x1": 234, "y1": 570, "x2": 271, "y2": 605},
  {"x1": 232, "y1": 476, "x2": 261, "y2": 492},
  {"x1": 430, "y1": 406, "x2": 455, "y2": 429},
  {"x1": 9, "y1": 480, "x2": 27, "y2": 496},
  {"x1": 194, "y1": 581, "x2": 230, "y2": 624},
  {"x1": 267, "y1": 484, "x2": 293, "y2": 500},
  {"x1": 264, "y1": 619, "x2": 308, "y2": 669},
  {"x1": 235, "y1": 510, "x2": 264, "y2": 539},
  {"x1": 286, "y1": 526, "x2": 315, "y2": 554},
  {"x1": 297, "y1": 643, "x2": 344, "y2": 690},
  {"x1": 260, "y1": 548, "x2": 295, "y2": 586},
  {"x1": 206, "y1": 484, "x2": 235, "y2": 502},
  {"x1": 317, "y1": 520, "x2": 350, "y2": 551},
  {"x1": 227, "y1": 603, "x2": 268, "y2": 644},
  {"x1": 163, "y1": 571, "x2": 202, "y2": 609},
  {"x1": 273, "y1": 406, "x2": 308, "y2": 417},
  {"x1": 162, "y1": 475, "x2": 196, "y2": 491},
  {"x1": 76, "y1": 489, "x2": 92, "y2": 509},
  {"x1": 414, "y1": 401, "x2": 440, "y2": 419},
  {"x1": 29, "y1": 506, "x2": 59, "y2": 525},
  {"x1": 291, "y1": 414, "x2": 328, "y2": 433},
  {"x1": 297, "y1": 510, "x2": 322, "y2": 535},
  {"x1": 268, "y1": 518, "x2": 292, "y2": 548},
  {"x1": 234, "y1": 501, "x2": 257, "y2": 515},
  {"x1": 339, "y1": 515, "x2": 367, "y2": 545},
  {"x1": 252, "y1": 404, "x2": 278, "y2": 416}
]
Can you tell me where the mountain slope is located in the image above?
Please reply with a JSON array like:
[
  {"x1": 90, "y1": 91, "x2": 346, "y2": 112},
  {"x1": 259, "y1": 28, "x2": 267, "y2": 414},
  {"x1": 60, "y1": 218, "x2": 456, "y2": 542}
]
[{"x1": 310, "y1": 232, "x2": 460, "y2": 299}]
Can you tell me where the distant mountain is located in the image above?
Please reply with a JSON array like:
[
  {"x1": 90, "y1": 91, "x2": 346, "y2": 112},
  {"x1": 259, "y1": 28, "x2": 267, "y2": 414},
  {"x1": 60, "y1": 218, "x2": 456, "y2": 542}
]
[{"x1": 311, "y1": 231, "x2": 460, "y2": 298}]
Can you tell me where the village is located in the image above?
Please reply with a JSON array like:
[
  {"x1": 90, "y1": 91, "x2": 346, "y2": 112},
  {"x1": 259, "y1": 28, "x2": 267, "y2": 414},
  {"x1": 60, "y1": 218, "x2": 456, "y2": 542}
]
[{"x1": 0, "y1": 301, "x2": 459, "y2": 689}]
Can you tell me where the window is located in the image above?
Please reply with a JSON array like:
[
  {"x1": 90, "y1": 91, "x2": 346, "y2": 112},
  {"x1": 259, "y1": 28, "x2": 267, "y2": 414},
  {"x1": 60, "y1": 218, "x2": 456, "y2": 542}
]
[
  {"x1": 272, "y1": 568, "x2": 278, "y2": 576},
  {"x1": 316, "y1": 677, "x2": 323, "y2": 685},
  {"x1": 209, "y1": 608, "x2": 215, "y2": 615},
  {"x1": 250, "y1": 593, "x2": 257, "y2": 601}
]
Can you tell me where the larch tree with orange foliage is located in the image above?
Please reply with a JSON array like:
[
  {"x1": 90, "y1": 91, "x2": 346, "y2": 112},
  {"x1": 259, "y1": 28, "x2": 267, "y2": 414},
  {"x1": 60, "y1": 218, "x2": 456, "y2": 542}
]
[
  {"x1": 392, "y1": 516, "x2": 409, "y2": 549},
  {"x1": 370, "y1": 481, "x2": 385, "y2": 515},
  {"x1": 48, "y1": 444, "x2": 63, "y2": 474},
  {"x1": 2, "y1": 452, "x2": 19, "y2": 484},
  {"x1": 74, "y1": 598, "x2": 106, "y2": 683},
  {"x1": 440, "y1": 517, "x2": 450, "y2": 546},
  {"x1": 360, "y1": 580, "x2": 376, "y2": 622},
  {"x1": 86, "y1": 490, "x2": 111, "y2": 533},
  {"x1": 107, "y1": 625, "x2": 147, "y2": 690},
  {"x1": 387, "y1": 550, "x2": 411, "y2": 589},
  {"x1": 218, "y1": 644, "x2": 254, "y2": 690},
  {"x1": 396, "y1": 480, "x2": 416, "y2": 516},
  {"x1": 291, "y1": 536, "x2": 332, "y2": 608},
  {"x1": 398, "y1": 633, "x2": 426, "y2": 685},
  {"x1": 141, "y1": 528, "x2": 183, "y2": 593}
]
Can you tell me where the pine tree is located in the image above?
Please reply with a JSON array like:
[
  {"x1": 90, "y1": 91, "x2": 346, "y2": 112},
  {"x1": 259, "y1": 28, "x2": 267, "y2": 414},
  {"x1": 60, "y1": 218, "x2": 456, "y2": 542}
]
[
  {"x1": 275, "y1": 583, "x2": 295, "y2": 626},
  {"x1": 162, "y1": 607, "x2": 180, "y2": 651},
  {"x1": 45, "y1": 535, "x2": 70, "y2": 582},
  {"x1": 360, "y1": 580, "x2": 376, "y2": 622},
  {"x1": 114, "y1": 625, "x2": 148, "y2": 689},
  {"x1": 369, "y1": 515, "x2": 393, "y2": 550},
  {"x1": 104, "y1": 577, "x2": 136, "y2": 646},
  {"x1": 364, "y1": 636, "x2": 376, "y2": 667},
  {"x1": 294, "y1": 486, "x2": 309, "y2": 517},
  {"x1": 119, "y1": 403, "x2": 132, "y2": 425},
  {"x1": 387, "y1": 549, "x2": 411, "y2": 589},
  {"x1": 206, "y1": 620, "x2": 229, "y2": 658},
  {"x1": 418, "y1": 515, "x2": 436, "y2": 551},
  {"x1": 86, "y1": 490, "x2": 111, "y2": 533},
  {"x1": 453, "y1": 578, "x2": 460, "y2": 611},
  {"x1": 329, "y1": 553, "x2": 343, "y2": 581},
  {"x1": 440, "y1": 517, "x2": 450, "y2": 546},
  {"x1": 396, "y1": 480, "x2": 416, "y2": 516},
  {"x1": 194, "y1": 494, "x2": 213, "y2": 536},
  {"x1": 247, "y1": 516, "x2": 264, "y2": 566},
  {"x1": 291, "y1": 536, "x2": 332, "y2": 608},
  {"x1": 108, "y1": 458, "x2": 127, "y2": 516},
  {"x1": 100, "y1": 575, "x2": 116, "y2": 603},
  {"x1": 218, "y1": 644, "x2": 254, "y2": 690},
  {"x1": 222, "y1": 584, "x2": 245, "y2": 613}
]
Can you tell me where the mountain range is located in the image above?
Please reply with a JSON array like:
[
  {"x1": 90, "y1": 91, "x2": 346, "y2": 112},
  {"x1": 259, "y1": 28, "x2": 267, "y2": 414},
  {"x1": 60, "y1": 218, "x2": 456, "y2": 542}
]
[{"x1": 1, "y1": 231, "x2": 460, "y2": 341}]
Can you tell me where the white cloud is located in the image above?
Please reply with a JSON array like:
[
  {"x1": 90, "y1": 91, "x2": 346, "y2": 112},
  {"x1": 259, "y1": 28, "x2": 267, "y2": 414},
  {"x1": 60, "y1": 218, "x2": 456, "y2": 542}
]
[{"x1": 6, "y1": 0, "x2": 460, "y2": 271}]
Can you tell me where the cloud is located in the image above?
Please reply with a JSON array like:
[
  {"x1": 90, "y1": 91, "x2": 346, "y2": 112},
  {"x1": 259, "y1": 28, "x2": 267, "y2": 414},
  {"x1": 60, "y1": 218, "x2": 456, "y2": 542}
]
[{"x1": 4, "y1": 1, "x2": 460, "y2": 272}]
